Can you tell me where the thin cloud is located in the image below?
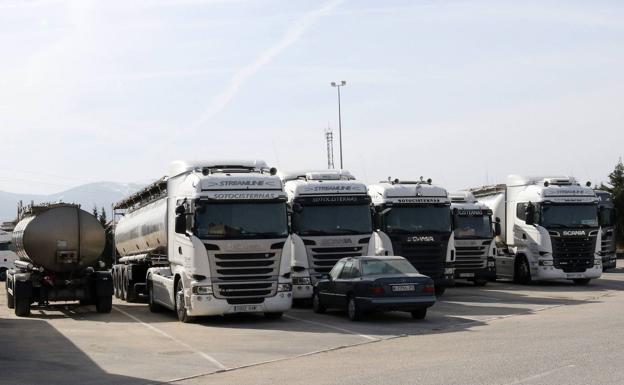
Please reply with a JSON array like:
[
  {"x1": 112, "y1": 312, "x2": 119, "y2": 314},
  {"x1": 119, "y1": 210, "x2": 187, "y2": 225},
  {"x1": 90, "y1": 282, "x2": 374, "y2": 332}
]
[{"x1": 190, "y1": 0, "x2": 344, "y2": 129}]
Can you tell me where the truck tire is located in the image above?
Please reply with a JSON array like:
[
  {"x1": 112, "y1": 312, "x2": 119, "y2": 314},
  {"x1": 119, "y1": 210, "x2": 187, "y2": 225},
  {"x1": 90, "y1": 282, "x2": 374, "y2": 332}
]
[
  {"x1": 6, "y1": 284, "x2": 14, "y2": 309},
  {"x1": 147, "y1": 279, "x2": 163, "y2": 313},
  {"x1": 125, "y1": 275, "x2": 138, "y2": 303},
  {"x1": 573, "y1": 278, "x2": 591, "y2": 286},
  {"x1": 175, "y1": 280, "x2": 194, "y2": 323},
  {"x1": 347, "y1": 296, "x2": 362, "y2": 321},
  {"x1": 411, "y1": 308, "x2": 427, "y2": 320},
  {"x1": 14, "y1": 290, "x2": 30, "y2": 317},
  {"x1": 95, "y1": 295, "x2": 113, "y2": 313},
  {"x1": 514, "y1": 257, "x2": 531, "y2": 284}
]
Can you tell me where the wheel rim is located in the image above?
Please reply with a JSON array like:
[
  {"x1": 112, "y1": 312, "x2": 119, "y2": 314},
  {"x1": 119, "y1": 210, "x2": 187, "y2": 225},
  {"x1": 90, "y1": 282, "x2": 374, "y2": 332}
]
[{"x1": 348, "y1": 299, "x2": 355, "y2": 318}]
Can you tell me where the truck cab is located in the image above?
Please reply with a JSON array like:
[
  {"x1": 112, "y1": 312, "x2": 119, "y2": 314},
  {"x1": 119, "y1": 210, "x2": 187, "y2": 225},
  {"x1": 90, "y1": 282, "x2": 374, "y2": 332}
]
[
  {"x1": 113, "y1": 160, "x2": 292, "y2": 321},
  {"x1": 0, "y1": 229, "x2": 18, "y2": 281},
  {"x1": 472, "y1": 176, "x2": 602, "y2": 284},
  {"x1": 450, "y1": 192, "x2": 497, "y2": 285},
  {"x1": 595, "y1": 190, "x2": 617, "y2": 270},
  {"x1": 280, "y1": 170, "x2": 376, "y2": 300},
  {"x1": 368, "y1": 178, "x2": 455, "y2": 295}
]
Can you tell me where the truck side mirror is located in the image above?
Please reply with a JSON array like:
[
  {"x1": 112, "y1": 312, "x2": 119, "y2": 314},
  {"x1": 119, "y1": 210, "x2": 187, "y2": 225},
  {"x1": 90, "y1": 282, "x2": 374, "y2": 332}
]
[
  {"x1": 525, "y1": 202, "x2": 535, "y2": 225},
  {"x1": 494, "y1": 222, "x2": 501, "y2": 236},
  {"x1": 175, "y1": 214, "x2": 187, "y2": 234}
]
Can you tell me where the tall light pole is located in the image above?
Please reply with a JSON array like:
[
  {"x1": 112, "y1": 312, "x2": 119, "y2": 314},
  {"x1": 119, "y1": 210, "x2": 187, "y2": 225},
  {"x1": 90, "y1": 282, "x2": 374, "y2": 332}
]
[{"x1": 331, "y1": 80, "x2": 346, "y2": 169}]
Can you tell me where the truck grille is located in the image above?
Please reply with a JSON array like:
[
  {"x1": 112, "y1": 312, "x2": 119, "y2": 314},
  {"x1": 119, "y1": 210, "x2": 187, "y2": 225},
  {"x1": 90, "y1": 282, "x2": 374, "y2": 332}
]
[
  {"x1": 306, "y1": 246, "x2": 364, "y2": 275},
  {"x1": 455, "y1": 241, "x2": 489, "y2": 270},
  {"x1": 211, "y1": 251, "x2": 279, "y2": 299},
  {"x1": 551, "y1": 235, "x2": 596, "y2": 273},
  {"x1": 390, "y1": 238, "x2": 447, "y2": 279}
]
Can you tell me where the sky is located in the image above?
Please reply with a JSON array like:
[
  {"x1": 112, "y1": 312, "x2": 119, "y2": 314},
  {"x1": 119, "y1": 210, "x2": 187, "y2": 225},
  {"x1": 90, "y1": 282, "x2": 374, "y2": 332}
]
[{"x1": 0, "y1": 0, "x2": 623, "y2": 194}]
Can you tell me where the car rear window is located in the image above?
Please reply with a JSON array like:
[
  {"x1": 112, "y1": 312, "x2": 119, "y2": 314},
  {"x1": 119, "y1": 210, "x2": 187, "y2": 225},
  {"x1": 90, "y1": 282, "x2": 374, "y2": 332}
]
[{"x1": 361, "y1": 259, "x2": 418, "y2": 276}]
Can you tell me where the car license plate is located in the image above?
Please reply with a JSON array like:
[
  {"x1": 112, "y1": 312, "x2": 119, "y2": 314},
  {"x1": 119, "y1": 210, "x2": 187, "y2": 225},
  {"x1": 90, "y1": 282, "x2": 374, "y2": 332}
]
[
  {"x1": 459, "y1": 273, "x2": 475, "y2": 278},
  {"x1": 233, "y1": 305, "x2": 258, "y2": 312},
  {"x1": 567, "y1": 273, "x2": 584, "y2": 279},
  {"x1": 392, "y1": 284, "x2": 415, "y2": 292}
]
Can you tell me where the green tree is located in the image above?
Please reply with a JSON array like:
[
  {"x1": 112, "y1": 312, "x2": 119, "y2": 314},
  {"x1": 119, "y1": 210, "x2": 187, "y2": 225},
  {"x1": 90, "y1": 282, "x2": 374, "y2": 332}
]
[
  {"x1": 99, "y1": 207, "x2": 107, "y2": 227},
  {"x1": 97, "y1": 207, "x2": 114, "y2": 268},
  {"x1": 600, "y1": 159, "x2": 624, "y2": 248},
  {"x1": 92, "y1": 205, "x2": 98, "y2": 218}
]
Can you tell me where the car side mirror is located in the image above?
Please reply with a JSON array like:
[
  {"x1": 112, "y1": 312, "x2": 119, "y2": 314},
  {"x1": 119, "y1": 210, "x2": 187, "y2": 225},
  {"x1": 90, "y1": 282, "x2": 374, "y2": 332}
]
[
  {"x1": 175, "y1": 214, "x2": 187, "y2": 234},
  {"x1": 525, "y1": 202, "x2": 535, "y2": 226}
]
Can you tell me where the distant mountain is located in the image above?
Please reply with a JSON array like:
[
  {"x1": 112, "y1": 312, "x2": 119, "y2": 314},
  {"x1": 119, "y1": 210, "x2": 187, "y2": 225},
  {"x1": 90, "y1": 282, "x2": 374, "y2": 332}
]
[{"x1": 0, "y1": 182, "x2": 144, "y2": 222}]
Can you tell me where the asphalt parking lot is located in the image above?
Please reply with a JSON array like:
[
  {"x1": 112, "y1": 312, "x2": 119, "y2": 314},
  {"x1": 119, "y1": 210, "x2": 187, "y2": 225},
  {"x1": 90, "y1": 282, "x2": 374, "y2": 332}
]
[{"x1": 2, "y1": 263, "x2": 623, "y2": 385}]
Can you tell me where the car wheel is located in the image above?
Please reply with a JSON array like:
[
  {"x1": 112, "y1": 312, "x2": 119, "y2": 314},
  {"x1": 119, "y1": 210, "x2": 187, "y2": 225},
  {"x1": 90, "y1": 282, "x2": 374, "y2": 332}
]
[
  {"x1": 347, "y1": 296, "x2": 362, "y2": 321},
  {"x1": 573, "y1": 278, "x2": 591, "y2": 286},
  {"x1": 175, "y1": 280, "x2": 194, "y2": 323},
  {"x1": 312, "y1": 292, "x2": 326, "y2": 314},
  {"x1": 264, "y1": 312, "x2": 284, "y2": 320},
  {"x1": 411, "y1": 308, "x2": 427, "y2": 320},
  {"x1": 514, "y1": 257, "x2": 531, "y2": 284}
]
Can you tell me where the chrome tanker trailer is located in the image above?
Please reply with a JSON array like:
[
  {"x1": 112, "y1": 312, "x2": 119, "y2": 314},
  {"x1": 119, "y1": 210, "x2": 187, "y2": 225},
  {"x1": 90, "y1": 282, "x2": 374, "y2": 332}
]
[{"x1": 5, "y1": 203, "x2": 113, "y2": 317}]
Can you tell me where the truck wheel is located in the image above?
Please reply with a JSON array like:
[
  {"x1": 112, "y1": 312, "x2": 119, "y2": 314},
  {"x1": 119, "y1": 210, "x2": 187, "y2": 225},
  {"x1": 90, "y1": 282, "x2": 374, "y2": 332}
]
[
  {"x1": 573, "y1": 278, "x2": 591, "y2": 286},
  {"x1": 147, "y1": 280, "x2": 162, "y2": 313},
  {"x1": 434, "y1": 286, "x2": 446, "y2": 296},
  {"x1": 6, "y1": 284, "x2": 14, "y2": 309},
  {"x1": 411, "y1": 308, "x2": 427, "y2": 320},
  {"x1": 14, "y1": 290, "x2": 30, "y2": 317},
  {"x1": 175, "y1": 280, "x2": 194, "y2": 323},
  {"x1": 347, "y1": 296, "x2": 362, "y2": 321},
  {"x1": 264, "y1": 312, "x2": 283, "y2": 320},
  {"x1": 474, "y1": 279, "x2": 488, "y2": 287},
  {"x1": 125, "y1": 276, "x2": 138, "y2": 303},
  {"x1": 312, "y1": 292, "x2": 326, "y2": 314},
  {"x1": 514, "y1": 257, "x2": 531, "y2": 284},
  {"x1": 95, "y1": 295, "x2": 112, "y2": 313}
]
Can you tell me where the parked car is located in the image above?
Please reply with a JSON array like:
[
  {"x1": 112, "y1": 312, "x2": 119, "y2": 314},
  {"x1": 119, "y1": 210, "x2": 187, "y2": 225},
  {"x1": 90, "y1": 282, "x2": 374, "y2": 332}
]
[{"x1": 312, "y1": 256, "x2": 436, "y2": 321}]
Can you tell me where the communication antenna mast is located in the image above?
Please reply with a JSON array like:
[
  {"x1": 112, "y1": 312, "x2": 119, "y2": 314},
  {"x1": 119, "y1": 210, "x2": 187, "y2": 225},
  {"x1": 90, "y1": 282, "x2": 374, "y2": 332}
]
[{"x1": 325, "y1": 125, "x2": 335, "y2": 169}]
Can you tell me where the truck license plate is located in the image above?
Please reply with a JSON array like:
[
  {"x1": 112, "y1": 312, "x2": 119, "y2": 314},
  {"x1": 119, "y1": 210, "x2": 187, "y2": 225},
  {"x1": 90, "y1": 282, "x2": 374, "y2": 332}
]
[
  {"x1": 233, "y1": 305, "x2": 259, "y2": 312},
  {"x1": 567, "y1": 273, "x2": 584, "y2": 279},
  {"x1": 392, "y1": 284, "x2": 415, "y2": 292},
  {"x1": 459, "y1": 273, "x2": 475, "y2": 278}
]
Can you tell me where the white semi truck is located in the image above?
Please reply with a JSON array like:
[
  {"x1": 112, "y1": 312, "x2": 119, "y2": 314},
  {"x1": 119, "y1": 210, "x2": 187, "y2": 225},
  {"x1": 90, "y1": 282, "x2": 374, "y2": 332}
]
[
  {"x1": 368, "y1": 178, "x2": 455, "y2": 295},
  {"x1": 0, "y1": 229, "x2": 18, "y2": 281},
  {"x1": 471, "y1": 175, "x2": 602, "y2": 284},
  {"x1": 449, "y1": 192, "x2": 497, "y2": 285},
  {"x1": 112, "y1": 160, "x2": 293, "y2": 322},
  {"x1": 280, "y1": 170, "x2": 379, "y2": 300}
]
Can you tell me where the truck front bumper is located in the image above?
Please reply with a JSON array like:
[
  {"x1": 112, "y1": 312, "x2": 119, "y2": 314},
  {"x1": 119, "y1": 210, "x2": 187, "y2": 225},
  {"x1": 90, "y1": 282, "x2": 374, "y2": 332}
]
[
  {"x1": 454, "y1": 267, "x2": 496, "y2": 281},
  {"x1": 187, "y1": 292, "x2": 292, "y2": 316},
  {"x1": 533, "y1": 265, "x2": 602, "y2": 281}
]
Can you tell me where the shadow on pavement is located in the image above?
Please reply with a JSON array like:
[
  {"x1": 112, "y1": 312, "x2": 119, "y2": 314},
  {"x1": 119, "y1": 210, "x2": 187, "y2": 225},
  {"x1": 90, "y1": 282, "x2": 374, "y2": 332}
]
[{"x1": 0, "y1": 318, "x2": 165, "y2": 385}]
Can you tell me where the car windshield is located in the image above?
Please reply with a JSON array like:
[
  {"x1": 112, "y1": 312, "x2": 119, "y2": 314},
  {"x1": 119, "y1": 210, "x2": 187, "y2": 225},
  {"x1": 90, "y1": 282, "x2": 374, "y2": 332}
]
[
  {"x1": 383, "y1": 206, "x2": 451, "y2": 233},
  {"x1": 194, "y1": 202, "x2": 288, "y2": 239},
  {"x1": 361, "y1": 259, "x2": 419, "y2": 276},
  {"x1": 540, "y1": 204, "x2": 598, "y2": 228},
  {"x1": 454, "y1": 214, "x2": 493, "y2": 239},
  {"x1": 599, "y1": 207, "x2": 615, "y2": 227},
  {"x1": 293, "y1": 204, "x2": 372, "y2": 236}
]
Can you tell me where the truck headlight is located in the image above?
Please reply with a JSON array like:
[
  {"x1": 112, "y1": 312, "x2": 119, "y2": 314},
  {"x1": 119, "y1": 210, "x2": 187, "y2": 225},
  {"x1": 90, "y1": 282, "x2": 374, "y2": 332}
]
[
  {"x1": 538, "y1": 260, "x2": 553, "y2": 266},
  {"x1": 277, "y1": 283, "x2": 292, "y2": 292},
  {"x1": 192, "y1": 286, "x2": 213, "y2": 295},
  {"x1": 292, "y1": 277, "x2": 311, "y2": 285}
]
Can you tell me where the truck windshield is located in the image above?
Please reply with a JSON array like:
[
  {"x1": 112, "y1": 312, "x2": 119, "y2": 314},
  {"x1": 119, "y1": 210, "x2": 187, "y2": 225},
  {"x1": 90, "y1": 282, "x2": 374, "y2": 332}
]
[
  {"x1": 293, "y1": 204, "x2": 372, "y2": 236},
  {"x1": 454, "y1": 214, "x2": 493, "y2": 239},
  {"x1": 540, "y1": 204, "x2": 598, "y2": 228},
  {"x1": 599, "y1": 207, "x2": 615, "y2": 227},
  {"x1": 383, "y1": 206, "x2": 451, "y2": 233},
  {"x1": 194, "y1": 202, "x2": 288, "y2": 239}
]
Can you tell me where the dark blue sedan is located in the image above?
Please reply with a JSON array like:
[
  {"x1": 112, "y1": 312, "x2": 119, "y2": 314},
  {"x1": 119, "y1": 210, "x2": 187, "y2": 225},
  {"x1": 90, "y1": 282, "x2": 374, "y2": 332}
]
[{"x1": 312, "y1": 256, "x2": 436, "y2": 321}]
